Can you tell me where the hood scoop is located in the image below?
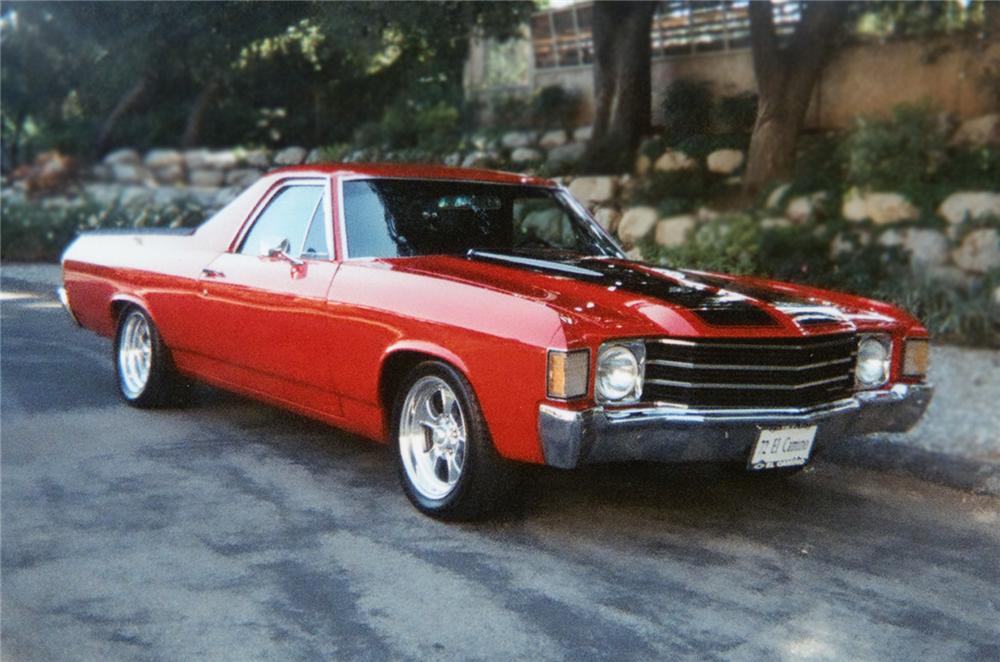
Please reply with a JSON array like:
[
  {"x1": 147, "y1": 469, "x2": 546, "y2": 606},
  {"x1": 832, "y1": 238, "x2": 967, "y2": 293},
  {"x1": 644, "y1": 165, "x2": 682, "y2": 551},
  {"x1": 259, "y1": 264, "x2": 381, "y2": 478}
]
[
  {"x1": 466, "y1": 251, "x2": 782, "y2": 328},
  {"x1": 776, "y1": 304, "x2": 849, "y2": 328}
]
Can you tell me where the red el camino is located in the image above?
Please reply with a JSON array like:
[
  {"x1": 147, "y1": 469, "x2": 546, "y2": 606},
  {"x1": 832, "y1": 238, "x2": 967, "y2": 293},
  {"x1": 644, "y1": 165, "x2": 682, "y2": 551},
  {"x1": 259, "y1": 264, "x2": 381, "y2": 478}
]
[{"x1": 60, "y1": 164, "x2": 933, "y2": 519}]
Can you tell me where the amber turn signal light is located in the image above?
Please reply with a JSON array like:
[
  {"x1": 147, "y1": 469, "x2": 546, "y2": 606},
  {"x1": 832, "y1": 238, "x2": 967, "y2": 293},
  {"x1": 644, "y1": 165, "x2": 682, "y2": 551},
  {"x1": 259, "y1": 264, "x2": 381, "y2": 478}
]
[
  {"x1": 902, "y1": 338, "x2": 929, "y2": 378},
  {"x1": 547, "y1": 349, "x2": 590, "y2": 399}
]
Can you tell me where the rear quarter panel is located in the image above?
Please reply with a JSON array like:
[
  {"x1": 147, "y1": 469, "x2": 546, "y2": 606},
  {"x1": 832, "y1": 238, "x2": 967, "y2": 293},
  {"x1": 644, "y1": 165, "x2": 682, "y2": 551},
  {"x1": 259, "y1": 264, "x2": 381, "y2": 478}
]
[
  {"x1": 61, "y1": 177, "x2": 274, "y2": 343},
  {"x1": 62, "y1": 233, "x2": 215, "y2": 344}
]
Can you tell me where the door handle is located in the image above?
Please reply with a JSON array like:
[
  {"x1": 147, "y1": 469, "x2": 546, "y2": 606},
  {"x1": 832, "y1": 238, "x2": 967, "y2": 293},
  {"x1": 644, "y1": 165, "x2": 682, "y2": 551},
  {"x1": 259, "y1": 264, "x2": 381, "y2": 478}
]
[{"x1": 201, "y1": 268, "x2": 225, "y2": 279}]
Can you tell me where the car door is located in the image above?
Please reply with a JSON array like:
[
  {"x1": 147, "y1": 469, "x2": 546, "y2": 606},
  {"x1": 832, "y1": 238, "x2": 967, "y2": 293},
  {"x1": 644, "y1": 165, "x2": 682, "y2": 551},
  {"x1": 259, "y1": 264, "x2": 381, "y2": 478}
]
[{"x1": 195, "y1": 177, "x2": 342, "y2": 415}]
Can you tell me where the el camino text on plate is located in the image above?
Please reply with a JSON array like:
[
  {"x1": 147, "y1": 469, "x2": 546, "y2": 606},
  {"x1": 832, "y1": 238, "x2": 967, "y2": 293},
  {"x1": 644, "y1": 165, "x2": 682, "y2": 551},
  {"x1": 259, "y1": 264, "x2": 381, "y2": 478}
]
[{"x1": 749, "y1": 425, "x2": 817, "y2": 470}]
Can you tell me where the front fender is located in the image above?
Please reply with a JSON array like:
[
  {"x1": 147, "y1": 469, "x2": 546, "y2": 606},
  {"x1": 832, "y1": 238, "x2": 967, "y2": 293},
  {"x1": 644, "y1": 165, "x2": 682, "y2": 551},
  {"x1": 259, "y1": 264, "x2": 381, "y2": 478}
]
[{"x1": 380, "y1": 340, "x2": 472, "y2": 378}]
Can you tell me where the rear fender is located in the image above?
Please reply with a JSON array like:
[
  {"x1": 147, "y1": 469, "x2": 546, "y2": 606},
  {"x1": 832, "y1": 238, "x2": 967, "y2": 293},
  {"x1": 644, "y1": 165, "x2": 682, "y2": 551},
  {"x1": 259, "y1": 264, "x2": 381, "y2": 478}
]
[{"x1": 109, "y1": 293, "x2": 155, "y2": 328}]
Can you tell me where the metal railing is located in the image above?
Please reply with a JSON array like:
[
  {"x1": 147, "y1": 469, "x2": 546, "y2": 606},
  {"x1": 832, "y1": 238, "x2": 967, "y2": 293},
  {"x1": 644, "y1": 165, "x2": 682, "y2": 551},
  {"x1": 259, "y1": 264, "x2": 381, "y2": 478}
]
[{"x1": 531, "y1": 1, "x2": 802, "y2": 70}]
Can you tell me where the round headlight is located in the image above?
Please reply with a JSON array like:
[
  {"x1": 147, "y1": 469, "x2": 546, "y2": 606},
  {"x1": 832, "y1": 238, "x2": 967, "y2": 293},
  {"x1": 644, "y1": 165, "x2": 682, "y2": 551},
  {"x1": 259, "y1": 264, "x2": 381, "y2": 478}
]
[
  {"x1": 856, "y1": 336, "x2": 890, "y2": 388},
  {"x1": 597, "y1": 345, "x2": 640, "y2": 401}
]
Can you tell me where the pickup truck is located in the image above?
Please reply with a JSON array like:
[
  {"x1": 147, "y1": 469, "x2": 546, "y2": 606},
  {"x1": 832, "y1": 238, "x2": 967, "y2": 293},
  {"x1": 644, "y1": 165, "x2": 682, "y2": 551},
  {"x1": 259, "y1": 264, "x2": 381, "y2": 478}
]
[{"x1": 60, "y1": 163, "x2": 933, "y2": 519}]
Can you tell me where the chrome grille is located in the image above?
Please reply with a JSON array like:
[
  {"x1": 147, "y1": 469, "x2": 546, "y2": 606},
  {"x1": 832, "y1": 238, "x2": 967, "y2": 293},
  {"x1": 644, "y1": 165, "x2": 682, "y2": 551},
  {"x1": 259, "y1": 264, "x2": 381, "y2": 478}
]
[{"x1": 642, "y1": 333, "x2": 858, "y2": 409}]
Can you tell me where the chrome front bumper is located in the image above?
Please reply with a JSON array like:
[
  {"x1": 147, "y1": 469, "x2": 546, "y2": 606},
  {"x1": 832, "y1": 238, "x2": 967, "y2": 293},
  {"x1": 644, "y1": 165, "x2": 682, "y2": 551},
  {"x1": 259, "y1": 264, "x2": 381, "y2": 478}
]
[{"x1": 538, "y1": 383, "x2": 933, "y2": 469}]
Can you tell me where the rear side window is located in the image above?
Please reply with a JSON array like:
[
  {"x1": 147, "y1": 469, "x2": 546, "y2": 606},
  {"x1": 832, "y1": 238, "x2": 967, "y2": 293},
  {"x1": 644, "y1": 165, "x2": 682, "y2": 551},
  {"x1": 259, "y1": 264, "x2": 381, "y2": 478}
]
[{"x1": 239, "y1": 185, "x2": 325, "y2": 257}]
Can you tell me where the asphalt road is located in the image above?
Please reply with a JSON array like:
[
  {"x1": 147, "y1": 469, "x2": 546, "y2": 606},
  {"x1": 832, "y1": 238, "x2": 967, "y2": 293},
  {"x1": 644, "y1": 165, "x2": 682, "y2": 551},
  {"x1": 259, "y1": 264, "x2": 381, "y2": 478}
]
[{"x1": 2, "y1": 281, "x2": 999, "y2": 662}]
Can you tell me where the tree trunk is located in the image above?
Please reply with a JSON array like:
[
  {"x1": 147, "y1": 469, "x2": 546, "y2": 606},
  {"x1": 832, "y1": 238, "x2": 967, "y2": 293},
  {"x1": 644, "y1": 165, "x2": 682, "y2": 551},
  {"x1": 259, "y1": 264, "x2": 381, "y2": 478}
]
[
  {"x1": 583, "y1": 1, "x2": 657, "y2": 173},
  {"x1": 95, "y1": 77, "x2": 148, "y2": 156},
  {"x1": 743, "y1": 1, "x2": 847, "y2": 194},
  {"x1": 987, "y1": 0, "x2": 1000, "y2": 38},
  {"x1": 744, "y1": 107, "x2": 806, "y2": 189},
  {"x1": 4, "y1": 111, "x2": 26, "y2": 173},
  {"x1": 181, "y1": 80, "x2": 219, "y2": 149}
]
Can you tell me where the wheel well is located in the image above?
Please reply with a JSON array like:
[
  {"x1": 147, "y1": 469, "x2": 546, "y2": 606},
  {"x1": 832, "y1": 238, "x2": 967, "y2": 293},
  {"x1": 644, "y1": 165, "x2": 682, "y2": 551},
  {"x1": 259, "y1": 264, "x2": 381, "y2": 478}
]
[
  {"x1": 380, "y1": 351, "x2": 432, "y2": 412},
  {"x1": 110, "y1": 300, "x2": 153, "y2": 338},
  {"x1": 379, "y1": 350, "x2": 458, "y2": 434},
  {"x1": 110, "y1": 299, "x2": 131, "y2": 326}
]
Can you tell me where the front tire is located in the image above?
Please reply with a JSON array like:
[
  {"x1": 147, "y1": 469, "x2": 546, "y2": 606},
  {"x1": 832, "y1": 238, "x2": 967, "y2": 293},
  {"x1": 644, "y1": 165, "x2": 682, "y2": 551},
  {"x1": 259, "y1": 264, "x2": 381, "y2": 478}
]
[
  {"x1": 392, "y1": 361, "x2": 516, "y2": 520},
  {"x1": 114, "y1": 306, "x2": 189, "y2": 408}
]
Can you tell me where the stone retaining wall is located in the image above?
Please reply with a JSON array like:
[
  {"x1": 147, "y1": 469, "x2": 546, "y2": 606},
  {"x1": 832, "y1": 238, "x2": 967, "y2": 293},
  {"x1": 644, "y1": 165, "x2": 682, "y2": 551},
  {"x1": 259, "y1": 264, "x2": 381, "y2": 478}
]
[{"x1": 6, "y1": 113, "x2": 997, "y2": 286}]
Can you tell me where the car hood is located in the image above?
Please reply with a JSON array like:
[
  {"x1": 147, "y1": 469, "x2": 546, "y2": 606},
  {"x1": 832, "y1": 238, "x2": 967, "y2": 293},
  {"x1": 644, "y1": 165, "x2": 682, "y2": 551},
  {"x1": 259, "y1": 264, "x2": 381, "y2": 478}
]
[{"x1": 381, "y1": 252, "x2": 915, "y2": 342}]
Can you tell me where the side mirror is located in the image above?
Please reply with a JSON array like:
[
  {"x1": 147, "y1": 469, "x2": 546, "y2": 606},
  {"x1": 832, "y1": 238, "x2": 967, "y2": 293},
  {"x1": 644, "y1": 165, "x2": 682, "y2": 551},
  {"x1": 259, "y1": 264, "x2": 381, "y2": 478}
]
[{"x1": 259, "y1": 237, "x2": 303, "y2": 267}]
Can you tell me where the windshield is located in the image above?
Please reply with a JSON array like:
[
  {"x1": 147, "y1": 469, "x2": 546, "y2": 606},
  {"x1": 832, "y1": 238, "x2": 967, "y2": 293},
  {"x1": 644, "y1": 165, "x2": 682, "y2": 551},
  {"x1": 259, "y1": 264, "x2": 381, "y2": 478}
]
[{"x1": 342, "y1": 179, "x2": 623, "y2": 259}]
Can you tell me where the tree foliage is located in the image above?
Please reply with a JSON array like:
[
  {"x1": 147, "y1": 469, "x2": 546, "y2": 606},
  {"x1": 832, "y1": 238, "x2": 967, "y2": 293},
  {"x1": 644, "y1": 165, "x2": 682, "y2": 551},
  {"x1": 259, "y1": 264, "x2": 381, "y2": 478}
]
[
  {"x1": 0, "y1": 1, "x2": 531, "y2": 167},
  {"x1": 742, "y1": 0, "x2": 992, "y2": 194}
]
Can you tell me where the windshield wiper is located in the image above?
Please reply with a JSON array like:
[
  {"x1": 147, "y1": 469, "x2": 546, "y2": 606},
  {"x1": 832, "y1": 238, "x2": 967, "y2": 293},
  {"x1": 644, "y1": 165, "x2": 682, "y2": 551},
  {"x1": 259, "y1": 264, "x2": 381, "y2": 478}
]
[{"x1": 466, "y1": 249, "x2": 605, "y2": 277}]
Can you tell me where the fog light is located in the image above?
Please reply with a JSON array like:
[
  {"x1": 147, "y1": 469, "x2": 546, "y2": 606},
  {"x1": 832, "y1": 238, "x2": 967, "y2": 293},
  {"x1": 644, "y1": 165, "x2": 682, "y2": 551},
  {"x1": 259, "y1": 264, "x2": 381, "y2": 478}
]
[{"x1": 856, "y1": 335, "x2": 891, "y2": 389}]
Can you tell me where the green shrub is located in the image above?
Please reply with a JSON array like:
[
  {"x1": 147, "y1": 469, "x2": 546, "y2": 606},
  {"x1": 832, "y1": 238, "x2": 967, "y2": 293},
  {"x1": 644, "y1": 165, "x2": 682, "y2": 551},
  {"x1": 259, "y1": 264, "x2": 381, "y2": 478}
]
[
  {"x1": 631, "y1": 168, "x2": 725, "y2": 206},
  {"x1": 654, "y1": 198, "x2": 699, "y2": 218},
  {"x1": 352, "y1": 121, "x2": 388, "y2": 151},
  {"x1": 459, "y1": 96, "x2": 486, "y2": 136},
  {"x1": 841, "y1": 102, "x2": 947, "y2": 192},
  {"x1": 0, "y1": 195, "x2": 207, "y2": 262},
  {"x1": 491, "y1": 93, "x2": 533, "y2": 130},
  {"x1": 413, "y1": 102, "x2": 462, "y2": 154},
  {"x1": 880, "y1": 270, "x2": 1000, "y2": 347},
  {"x1": 352, "y1": 101, "x2": 462, "y2": 157},
  {"x1": 317, "y1": 143, "x2": 354, "y2": 162},
  {"x1": 660, "y1": 79, "x2": 713, "y2": 144},
  {"x1": 757, "y1": 220, "x2": 836, "y2": 282},
  {"x1": 835, "y1": 102, "x2": 1000, "y2": 217},
  {"x1": 674, "y1": 133, "x2": 748, "y2": 159},
  {"x1": 530, "y1": 85, "x2": 582, "y2": 131},
  {"x1": 790, "y1": 132, "x2": 846, "y2": 195},
  {"x1": 934, "y1": 145, "x2": 1000, "y2": 192},
  {"x1": 645, "y1": 214, "x2": 760, "y2": 275},
  {"x1": 715, "y1": 92, "x2": 758, "y2": 135},
  {"x1": 639, "y1": 135, "x2": 667, "y2": 159}
]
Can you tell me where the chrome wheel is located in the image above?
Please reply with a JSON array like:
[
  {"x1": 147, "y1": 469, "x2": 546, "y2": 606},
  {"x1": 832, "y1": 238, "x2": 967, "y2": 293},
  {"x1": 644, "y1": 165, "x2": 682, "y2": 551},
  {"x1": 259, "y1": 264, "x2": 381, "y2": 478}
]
[
  {"x1": 398, "y1": 375, "x2": 467, "y2": 500},
  {"x1": 118, "y1": 311, "x2": 152, "y2": 399}
]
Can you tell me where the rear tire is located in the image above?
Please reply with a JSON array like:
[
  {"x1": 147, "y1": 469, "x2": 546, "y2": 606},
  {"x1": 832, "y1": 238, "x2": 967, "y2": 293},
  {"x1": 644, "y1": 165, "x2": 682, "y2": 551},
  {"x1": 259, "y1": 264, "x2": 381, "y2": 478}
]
[
  {"x1": 114, "y1": 306, "x2": 190, "y2": 408},
  {"x1": 392, "y1": 361, "x2": 516, "y2": 520}
]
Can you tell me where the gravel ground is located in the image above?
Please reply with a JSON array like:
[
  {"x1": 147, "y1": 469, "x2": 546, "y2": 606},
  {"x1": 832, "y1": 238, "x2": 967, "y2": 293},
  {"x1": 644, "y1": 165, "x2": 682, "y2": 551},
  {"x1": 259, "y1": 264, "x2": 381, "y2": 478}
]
[
  {"x1": 3, "y1": 261, "x2": 998, "y2": 470},
  {"x1": 881, "y1": 346, "x2": 1000, "y2": 462},
  {"x1": 3, "y1": 291, "x2": 999, "y2": 661}
]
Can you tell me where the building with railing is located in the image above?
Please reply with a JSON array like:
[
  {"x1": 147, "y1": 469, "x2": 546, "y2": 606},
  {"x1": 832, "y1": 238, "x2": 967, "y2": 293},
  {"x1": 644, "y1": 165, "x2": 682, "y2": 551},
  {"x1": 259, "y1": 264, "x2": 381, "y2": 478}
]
[
  {"x1": 529, "y1": 0, "x2": 802, "y2": 70},
  {"x1": 464, "y1": 0, "x2": 998, "y2": 129}
]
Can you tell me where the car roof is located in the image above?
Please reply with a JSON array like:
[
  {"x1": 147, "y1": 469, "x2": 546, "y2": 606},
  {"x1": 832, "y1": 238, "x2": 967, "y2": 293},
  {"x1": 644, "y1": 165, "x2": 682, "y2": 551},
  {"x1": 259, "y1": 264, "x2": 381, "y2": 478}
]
[{"x1": 269, "y1": 162, "x2": 558, "y2": 187}]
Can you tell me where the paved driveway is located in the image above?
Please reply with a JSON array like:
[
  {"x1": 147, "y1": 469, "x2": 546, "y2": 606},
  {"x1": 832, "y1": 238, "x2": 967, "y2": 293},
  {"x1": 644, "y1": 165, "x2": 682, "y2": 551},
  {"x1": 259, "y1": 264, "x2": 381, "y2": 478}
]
[{"x1": 2, "y1": 282, "x2": 999, "y2": 661}]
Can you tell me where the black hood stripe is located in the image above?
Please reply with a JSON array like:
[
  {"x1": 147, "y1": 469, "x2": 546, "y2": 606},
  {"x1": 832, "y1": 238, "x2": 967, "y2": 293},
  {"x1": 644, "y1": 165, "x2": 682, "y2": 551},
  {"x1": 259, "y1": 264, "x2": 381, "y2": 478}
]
[
  {"x1": 467, "y1": 251, "x2": 781, "y2": 327},
  {"x1": 684, "y1": 271, "x2": 850, "y2": 328}
]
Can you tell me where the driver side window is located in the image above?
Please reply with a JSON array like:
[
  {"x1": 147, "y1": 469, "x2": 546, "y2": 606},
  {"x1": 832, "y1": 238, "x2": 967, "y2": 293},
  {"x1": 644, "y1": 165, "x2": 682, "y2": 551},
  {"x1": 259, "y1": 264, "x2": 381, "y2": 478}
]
[{"x1": 238, "y1": 184, "x2": 326, "y2": 258}]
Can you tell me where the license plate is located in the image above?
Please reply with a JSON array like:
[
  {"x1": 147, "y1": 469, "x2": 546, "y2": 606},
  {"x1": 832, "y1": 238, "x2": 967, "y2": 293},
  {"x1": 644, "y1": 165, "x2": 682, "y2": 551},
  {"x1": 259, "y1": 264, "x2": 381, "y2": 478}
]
[{"x1": 748, "y1": 425, "x2": 817, "y2": 470}]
